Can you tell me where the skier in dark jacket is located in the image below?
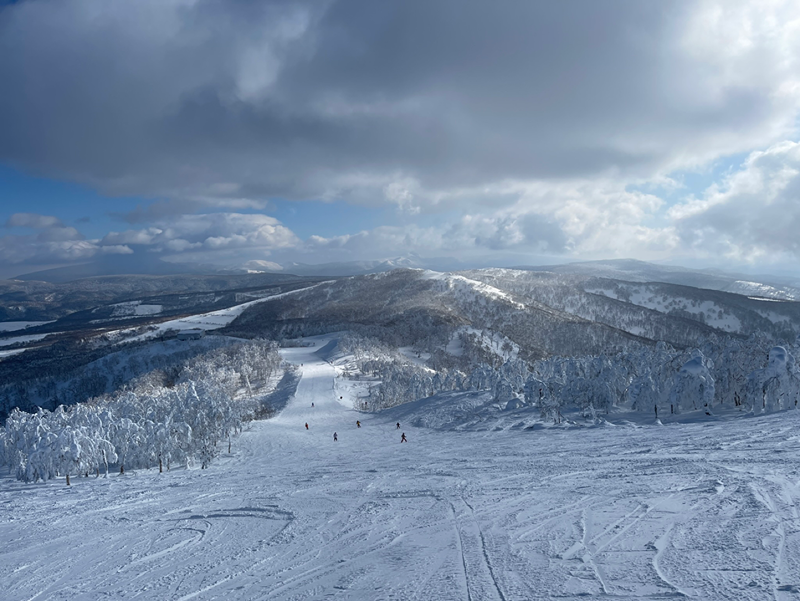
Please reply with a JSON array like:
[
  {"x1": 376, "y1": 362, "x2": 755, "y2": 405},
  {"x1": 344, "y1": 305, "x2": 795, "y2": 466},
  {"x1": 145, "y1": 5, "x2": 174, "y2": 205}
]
[
  {"x1": 305, "y1": 422, "x2": 309, "y2": 430},
  {"x1": 333, "y1": 432, "x2": 338, "y2": 442},
  {"x1": 401, "y1": 432, "x2": 407, "y2": 443},
  {"x1": 396, "y1": 422, "x2": 400, "y2": 429}
]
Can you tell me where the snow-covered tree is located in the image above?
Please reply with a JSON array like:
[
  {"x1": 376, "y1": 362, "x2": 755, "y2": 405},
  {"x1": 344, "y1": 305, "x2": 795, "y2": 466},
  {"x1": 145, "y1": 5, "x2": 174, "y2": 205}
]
[
  {"x1": 1, "y1": 340, "x2": 287, "y2": 482},
  {"x1": 745, "y1": 346, "x2": 800, "y2": 413},
  {"x1": 669, "y1": 351, "x2": 715, "y2": 414}
]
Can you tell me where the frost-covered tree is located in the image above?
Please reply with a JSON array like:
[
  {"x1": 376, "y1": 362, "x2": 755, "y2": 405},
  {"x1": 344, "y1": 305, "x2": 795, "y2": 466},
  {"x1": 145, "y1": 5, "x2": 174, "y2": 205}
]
[
  {"x1": 538, "y1": 381, "x2": 564, "y2": 423},
  {"x1": 1, "y1": 340, "x2": 287, "y2": 482},
  {"x1": 745, "y1": 346, "x2": 800, "y2": 413},
  {"x1": 669, "y1": 351, "x2": 715, "y2": 414}
]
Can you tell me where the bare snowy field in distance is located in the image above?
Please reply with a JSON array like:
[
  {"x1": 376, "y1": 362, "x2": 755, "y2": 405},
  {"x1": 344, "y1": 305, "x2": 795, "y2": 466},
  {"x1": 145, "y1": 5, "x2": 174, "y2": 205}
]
[{"x1": 0, "y1": 321, "x2": 53, "y2": 332}]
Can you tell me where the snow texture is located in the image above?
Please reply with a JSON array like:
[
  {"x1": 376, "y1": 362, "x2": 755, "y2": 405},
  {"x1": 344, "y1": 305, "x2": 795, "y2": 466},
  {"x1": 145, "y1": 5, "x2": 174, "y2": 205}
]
[
  {"x1": 2, "y1": 335, "x2": 800, "y2": 600},
  {"x1": 0, "y1": 333, "x2": 48, "y2": 347},
  {"x1": 1, "y1": 340, "x2": 286, "y2": 482},
  {"x1": 0, "y1": 348, "x2": 27, "y2": 359},
  {"x1": 113, "y1": 284, "x2": 325, "y2": 343},
  {"x1": 746, "y1": 346, "x2": 800, "y2": 413},
  {"x1": 110, "y1": 301, "x2": 163, "y2": 317},
  {"x1": 0, "y1": 321, "x2": 53, "y2": 332}
]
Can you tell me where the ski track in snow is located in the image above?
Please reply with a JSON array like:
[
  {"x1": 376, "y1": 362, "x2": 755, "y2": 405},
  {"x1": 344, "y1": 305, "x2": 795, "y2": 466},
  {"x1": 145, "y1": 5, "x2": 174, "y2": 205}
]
[{"x1": 2, "y1": 334, "x2": 800, "y2": 600}]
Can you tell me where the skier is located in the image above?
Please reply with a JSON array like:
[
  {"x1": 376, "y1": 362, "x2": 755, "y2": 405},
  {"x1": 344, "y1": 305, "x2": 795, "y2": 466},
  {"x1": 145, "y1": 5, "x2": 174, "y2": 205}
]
[
  {"x1": 356, "y1": 420, "x2": 361, "y2": 428},
  {"x1": 333, "y1": 432, "x2": 338, "y2": 442},
  {"x1": 305, "y1": 422, "x2": 309, "y2": 430},
  {"x1": 401, "y1": 432, "x2": 407, "y2": 443},
  {"x1": 311, "y1": 402, "x2": 314, "y2": 407},
  {"x1": 396, "y1": 422, "x2": 400, "y2": 429}
]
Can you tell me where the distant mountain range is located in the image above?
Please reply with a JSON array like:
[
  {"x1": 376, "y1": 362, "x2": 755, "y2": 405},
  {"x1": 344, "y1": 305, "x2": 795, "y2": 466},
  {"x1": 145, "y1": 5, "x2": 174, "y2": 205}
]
[
  {"x1": 275, "y1": 254, "x2": 468, "y2": 277},
  {"x1": 514, "y1": 259, "x2": 800, "y2": 301},
  {"x1": 9, "y1": 254, "x2": 800, "y2": 330},
  {"x1": 12, "y1": 254, "x2": 221, "y2": 283},
  {"x1": 225, "y1": 267, "x2": 800, "y2": 359},
  {"x1": 4, "y1": 261, "x2": 800, "y2": 421},
  {"x1": 11, "y1": 253, "x2": 465, "y2": 282},
  {"x1": 14, "y1": 255, "x2": 800, "y2": 302}
]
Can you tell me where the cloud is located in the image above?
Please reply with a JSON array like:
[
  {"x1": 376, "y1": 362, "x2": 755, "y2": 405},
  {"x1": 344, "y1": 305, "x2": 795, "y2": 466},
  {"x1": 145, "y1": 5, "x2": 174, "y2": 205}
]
[
  {"x1": 0, "y1": 209, "x2": 302, "y2": 268},
  {"x1": 119, "y1": 195, "x2": 270, "y2": 224},
  {"x1": 5, "y1": 212, "x2": 88, "y2": 244},
  {"x1": 101, "y1": 212, "x2": 301, "y2": 261},
  {"x1": 442, "y1": 213, "x2": 567, "y2": 253},
  {"x1": 671, "y1": 141, "x2": 800, "y2": 263},
  {"x1": 2, "y1": 1, "x2": 800, "y2": 271},
  {"x1": 0, "y1": 0, "x2": 797, "y2": 216},
  {"x1": 303, "y1": 214, "x2": 565, "y2": 260},
  {"x1": 0, "y1": 235, "x2": 100, "y2": 266},
  {"x1": 6, "y1": 213, "x2": 64, "y2": 229},
  {"x1": 306, "y1": 226, "x2": 444, "y2": 261},
  {"x1": 0, "y1": 212, "x2": 111, "y2": 265},
  {"x1": 300, "y1": 176, "x2": 675, "y2": 263},
  {"x1": 102, "y1": 228, "x2": 162, "y2": 246},
  {"x1": 101, "y1": 245, "x2": 134, "y2": 255}
]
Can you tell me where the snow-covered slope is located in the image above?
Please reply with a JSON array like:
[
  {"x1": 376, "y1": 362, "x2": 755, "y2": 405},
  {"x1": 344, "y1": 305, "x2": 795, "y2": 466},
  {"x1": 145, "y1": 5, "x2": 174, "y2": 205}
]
[
  {"x1": 2, "y1": 337, "x2": 799, "y2": 600},
  {"x1": 226, "y1": 269, "x2": 646, "y2": 360},
  {"x1": 464, "y1": 268, "x2": 800, "y2": 343},
  {"x1": 519, "y1": 259, "x2": 800, "y2": 300},
  {"x1": 0, "y1": 336, "x2": 238, "y2": 419}
]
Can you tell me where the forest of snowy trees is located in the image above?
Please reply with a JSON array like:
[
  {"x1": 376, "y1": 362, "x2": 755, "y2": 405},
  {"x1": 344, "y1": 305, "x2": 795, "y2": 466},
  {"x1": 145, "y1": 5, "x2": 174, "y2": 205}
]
[
  {"x1": 0, "y1": 336, "x2": 242, "y2": 420},
  {"x1": 0, "y1": 340, "x2": 287, "y2": 482},
  {"x1": 341, "y1": 330, "x2": 800, "y2": 421},
  {"x1": 3, "y1": 268, "x2": 800, "y2": 484}
]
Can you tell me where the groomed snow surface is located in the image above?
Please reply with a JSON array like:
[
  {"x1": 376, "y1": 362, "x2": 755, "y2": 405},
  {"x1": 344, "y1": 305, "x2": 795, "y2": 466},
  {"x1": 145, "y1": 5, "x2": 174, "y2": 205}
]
[
  {"x1": 0, "y1": 321, "x2": 54, "y2": 332},
  {"x1": 2, "y1": 336, "x2": 800, "y2": 600},
  {"x1": 112, "y1": 283, "x2": 328, "y2": 344}
]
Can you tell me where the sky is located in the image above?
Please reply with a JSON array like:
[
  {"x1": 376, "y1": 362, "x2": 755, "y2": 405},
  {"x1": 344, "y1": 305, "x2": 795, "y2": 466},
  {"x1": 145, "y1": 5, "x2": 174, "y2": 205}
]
[{"x1": 1, "y1": 0, "x2": 800, "y2": 279}]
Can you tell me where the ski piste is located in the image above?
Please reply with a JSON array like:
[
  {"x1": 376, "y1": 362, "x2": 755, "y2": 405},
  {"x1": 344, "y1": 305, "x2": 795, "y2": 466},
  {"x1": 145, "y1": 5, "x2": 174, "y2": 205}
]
[{"x1": 2, "y1": 335, "x2": 799, "y2": 600}]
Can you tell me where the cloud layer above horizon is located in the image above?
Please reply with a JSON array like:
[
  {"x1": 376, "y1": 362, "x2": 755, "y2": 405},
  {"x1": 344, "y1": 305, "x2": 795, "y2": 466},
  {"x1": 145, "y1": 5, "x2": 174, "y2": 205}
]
[{"x1": 1, "y1": 0, "x2": 799, "y2": 274}]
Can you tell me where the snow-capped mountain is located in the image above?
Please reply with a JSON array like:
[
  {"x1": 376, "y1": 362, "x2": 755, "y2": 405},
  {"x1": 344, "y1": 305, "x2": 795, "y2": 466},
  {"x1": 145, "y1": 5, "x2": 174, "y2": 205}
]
[
  {"x1": 224, "y1": 266, "x2": 800, "y2": 365},
  {"x1": 277, "y1": 254, "x2": 464, "y2": 277},
  {"x1": 517, "y1": 259, "x2": 800, "y2": 300},
  {"x1": 461, "y1": 268, "x2": 800, "y2": 342},
  {"x1": 225, "y1": 269, "x2": 647, "y2": 360},
  {"x1": 3, "y1": 264, "x2": 800, "y2": 426}
]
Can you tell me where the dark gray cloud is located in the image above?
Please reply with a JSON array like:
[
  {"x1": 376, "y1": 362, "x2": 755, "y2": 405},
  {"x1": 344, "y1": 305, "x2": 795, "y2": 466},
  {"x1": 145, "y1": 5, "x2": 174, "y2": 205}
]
[{"x1": 1, "y1": 0, "x2": 796, "y2": 212}]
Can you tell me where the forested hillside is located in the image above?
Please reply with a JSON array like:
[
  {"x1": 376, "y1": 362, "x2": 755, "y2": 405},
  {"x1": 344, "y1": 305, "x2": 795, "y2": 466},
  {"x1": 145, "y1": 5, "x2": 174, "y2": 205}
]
[
  {"x1": 3, "y1": 265, "x2": 799, "y2": 485},
  {"x1": 225, "y1": 269, "x2": 648, "y2": 360},
  {"x1": 463, "y1": 269, "x2": 800, "y2": 343}
]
